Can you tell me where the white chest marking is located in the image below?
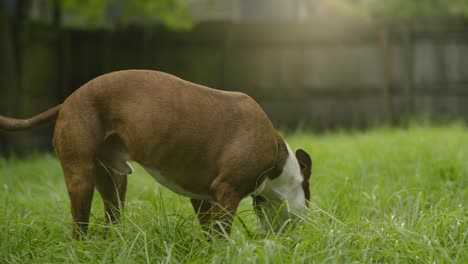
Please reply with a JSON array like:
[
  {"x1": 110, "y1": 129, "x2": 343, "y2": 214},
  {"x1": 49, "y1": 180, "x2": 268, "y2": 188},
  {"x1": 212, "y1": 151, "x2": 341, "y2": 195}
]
[
  {"x1": 258, "y1": 143, "x2": 306, "y2": 212},
  {"x1": 143, "y1": 167, "x2": 211, "y2": 200}
]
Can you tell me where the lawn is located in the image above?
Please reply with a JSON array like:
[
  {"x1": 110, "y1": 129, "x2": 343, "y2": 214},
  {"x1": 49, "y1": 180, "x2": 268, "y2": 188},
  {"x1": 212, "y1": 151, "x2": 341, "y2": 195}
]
[{"x1": 1, "y1": 125, "x2": 467, "y2": 263}]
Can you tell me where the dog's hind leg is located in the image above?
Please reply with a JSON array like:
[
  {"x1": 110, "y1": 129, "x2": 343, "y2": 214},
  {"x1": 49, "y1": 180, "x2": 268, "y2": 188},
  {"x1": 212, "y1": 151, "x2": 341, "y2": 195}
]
[
  {"x1": 53, "y1": 106, "x2": 102, "y2": 240},
  {"x1": 61, "y1": 162, "x2": 96, "y2": 240},
  {"x1": 95, "y1": 162, "x2": 128, "y2": 224}
]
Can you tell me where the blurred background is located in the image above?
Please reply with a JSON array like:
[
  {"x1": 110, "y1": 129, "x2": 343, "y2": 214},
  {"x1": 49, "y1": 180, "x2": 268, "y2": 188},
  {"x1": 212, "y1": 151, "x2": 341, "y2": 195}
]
[{"x1": 1, "y1": 0, "x2": 468, "y2": 155}]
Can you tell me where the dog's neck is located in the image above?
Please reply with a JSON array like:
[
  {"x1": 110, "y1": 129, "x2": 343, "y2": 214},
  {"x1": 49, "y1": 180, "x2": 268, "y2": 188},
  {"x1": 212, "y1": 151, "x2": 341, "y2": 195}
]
[{"x1": 255, "y1": 138, "x2": 306, "y2": 213}]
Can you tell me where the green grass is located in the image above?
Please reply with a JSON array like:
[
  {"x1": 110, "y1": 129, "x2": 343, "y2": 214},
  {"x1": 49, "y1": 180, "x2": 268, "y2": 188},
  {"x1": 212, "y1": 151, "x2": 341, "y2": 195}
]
[{"x1": 1, "y1": 125, "x2": 467, "y2": 263}]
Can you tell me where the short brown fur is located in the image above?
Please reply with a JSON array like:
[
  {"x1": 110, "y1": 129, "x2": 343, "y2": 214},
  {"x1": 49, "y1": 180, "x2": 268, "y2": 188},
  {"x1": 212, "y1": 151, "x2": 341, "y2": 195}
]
[{"x1": 0, "y1": 70, "x2": 310, "y2": 239}]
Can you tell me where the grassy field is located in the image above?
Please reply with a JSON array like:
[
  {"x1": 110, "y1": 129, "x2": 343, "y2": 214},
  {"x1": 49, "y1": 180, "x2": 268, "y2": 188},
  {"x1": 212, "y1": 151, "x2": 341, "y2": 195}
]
[{"x1": 1, "y1": 125, "x2": 467, "y2": 263}]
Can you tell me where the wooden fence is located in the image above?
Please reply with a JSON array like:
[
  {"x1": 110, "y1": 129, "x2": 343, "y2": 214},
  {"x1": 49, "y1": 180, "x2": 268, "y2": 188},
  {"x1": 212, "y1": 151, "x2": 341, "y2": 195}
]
[{"x1": 1, "y1": 17, "x2": 468, "y2": 154}]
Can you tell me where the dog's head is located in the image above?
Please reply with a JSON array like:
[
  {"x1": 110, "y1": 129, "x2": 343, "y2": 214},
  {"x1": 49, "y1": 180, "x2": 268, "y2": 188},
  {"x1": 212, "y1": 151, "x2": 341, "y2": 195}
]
[{"x1": 253, "y1": 148, "x2": 312, "y2": 230}]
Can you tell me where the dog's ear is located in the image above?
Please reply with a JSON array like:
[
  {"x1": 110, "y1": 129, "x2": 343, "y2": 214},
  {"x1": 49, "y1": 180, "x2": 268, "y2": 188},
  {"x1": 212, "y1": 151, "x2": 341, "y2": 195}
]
[
  {"x1": 295, "y1": 149, "x2": 312, "y2": 180},
  {"x1": 296, "y1": 148, "x2": 312, "y2": 203}
]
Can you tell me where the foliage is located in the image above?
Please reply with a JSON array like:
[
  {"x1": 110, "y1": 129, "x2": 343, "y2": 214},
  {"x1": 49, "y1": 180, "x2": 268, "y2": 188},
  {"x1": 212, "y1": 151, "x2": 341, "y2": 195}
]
[
  {"x1": 1, "y1": 125, "x2": 467, "y2": 263},
  {"x1": 60, "y1": 0, "x2": 192, "y2": 30},
  {"x1": 324, "y1": 0, "x2": 468, "y2": 22}
]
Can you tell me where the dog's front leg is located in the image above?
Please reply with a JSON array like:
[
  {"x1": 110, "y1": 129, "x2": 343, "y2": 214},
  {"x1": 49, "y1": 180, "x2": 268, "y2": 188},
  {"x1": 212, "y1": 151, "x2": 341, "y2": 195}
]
[
  {"x1": 210, "y1": 179, "x2": 242, "y2": 237},
  {"x1": 190, "y1": 199, "x2": 213, "y2": 233}
]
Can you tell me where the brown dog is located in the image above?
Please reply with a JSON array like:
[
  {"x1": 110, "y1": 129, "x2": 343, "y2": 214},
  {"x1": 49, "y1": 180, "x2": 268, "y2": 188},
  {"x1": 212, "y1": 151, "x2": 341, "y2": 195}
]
[{"x1": 0, "y1": 70, "x2": 311, "y2": 239}]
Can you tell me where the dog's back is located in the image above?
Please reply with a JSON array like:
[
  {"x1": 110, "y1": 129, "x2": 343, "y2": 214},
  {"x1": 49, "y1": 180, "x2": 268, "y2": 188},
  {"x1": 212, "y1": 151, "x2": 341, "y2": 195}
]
[{"x1": 54, "y1": 70, "x2": 279, "y2": 199}]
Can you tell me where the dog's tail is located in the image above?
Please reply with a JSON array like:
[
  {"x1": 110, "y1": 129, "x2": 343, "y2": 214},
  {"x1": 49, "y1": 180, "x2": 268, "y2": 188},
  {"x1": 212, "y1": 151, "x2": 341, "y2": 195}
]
[{"x1": 0, "y1": 105, "x2": 61, "y2": 132}]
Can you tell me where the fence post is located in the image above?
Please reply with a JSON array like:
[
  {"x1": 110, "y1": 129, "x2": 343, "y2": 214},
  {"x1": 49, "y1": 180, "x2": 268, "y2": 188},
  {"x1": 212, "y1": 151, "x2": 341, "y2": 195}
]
[
  {"x1": 380, "y1": 29, "x2": 392, "y2": 123},
  {"x1": 402, "y1": 24, "x2": 414, "y2": 125},
  {"x1": 221, "y1": 22, "x2": 234, "y2": 90}
]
